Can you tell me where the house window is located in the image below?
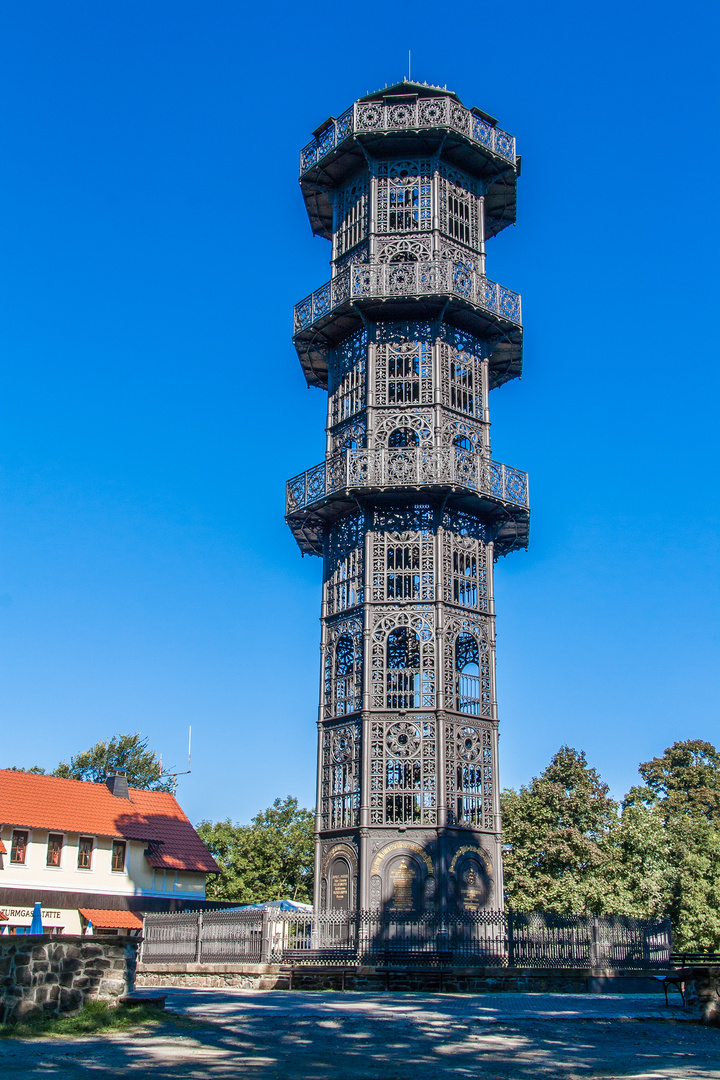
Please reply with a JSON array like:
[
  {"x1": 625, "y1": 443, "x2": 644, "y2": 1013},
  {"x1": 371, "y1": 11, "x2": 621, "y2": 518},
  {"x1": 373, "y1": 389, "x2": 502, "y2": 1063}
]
[
  {"x1": 10, "y1": 830, "x2": 28, "y2": 864},
  {"x1": 77, "y1": 836, "x2": 94, "y2": 870},
  {"x1": 46, "y1": 833, "x2": 63, "y2": 867},
  {"x1": 111, "y1": 840, "x2": 127, "y2": 872}
]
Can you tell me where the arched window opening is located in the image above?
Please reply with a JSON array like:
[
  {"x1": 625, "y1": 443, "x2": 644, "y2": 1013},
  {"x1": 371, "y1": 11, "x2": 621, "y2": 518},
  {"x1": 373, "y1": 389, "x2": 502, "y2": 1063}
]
[
  {"x1": 387, "y1": 627, "x2": 421, "y2": 709},
  {"x1": 388, "y1": 427, "x2": 419, "y2": 448},
  {"x1": 454, "y1": 435, "x2": 473, "y2": 452},
  {"x1": 456, "y1": 633, "x2": 480, "y2": 715},
  {"x1": 335, "y1": 635, "x2": 357, "y2": 715}
]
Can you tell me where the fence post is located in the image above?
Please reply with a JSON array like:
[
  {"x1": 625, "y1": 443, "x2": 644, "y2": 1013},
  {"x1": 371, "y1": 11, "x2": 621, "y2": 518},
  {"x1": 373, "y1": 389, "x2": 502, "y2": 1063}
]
[
  {"x1": 195, "y1": 912, "x2": 203, "y2": 963},
  {"x1": 590, "y1": 917, "x2": 600, "y2": 968},
  {"x1": 260, "y1": 909, "x2": 271, "y2": 964},
  {"x1": 507, "y1": 910, "x2": 515, "y2": 967}
]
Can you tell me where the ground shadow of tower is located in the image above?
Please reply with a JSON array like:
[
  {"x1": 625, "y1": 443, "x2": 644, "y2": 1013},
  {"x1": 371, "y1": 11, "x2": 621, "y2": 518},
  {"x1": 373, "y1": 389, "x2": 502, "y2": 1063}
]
[{"x1": 285, "y1": 81, "x2": 530, "y2": 918}]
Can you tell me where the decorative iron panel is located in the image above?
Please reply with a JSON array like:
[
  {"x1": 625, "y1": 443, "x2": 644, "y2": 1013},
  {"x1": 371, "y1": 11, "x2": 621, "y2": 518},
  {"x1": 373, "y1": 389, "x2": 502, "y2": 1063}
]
[{"x1": 299, "y1": 98, "x2": 517, "y2": 175}]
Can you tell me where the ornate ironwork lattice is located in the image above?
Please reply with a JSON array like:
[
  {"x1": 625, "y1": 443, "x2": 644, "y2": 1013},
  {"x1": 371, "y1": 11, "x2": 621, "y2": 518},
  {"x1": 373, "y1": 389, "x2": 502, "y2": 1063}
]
[
  {"x1": 375, "y1": 160, "x2": 432, "y2": 234},
  {"x1": 335, "y1": 175, "x2": 369, "y2": 257},
  {"x1": 329, "y1": 328, "x2": 367, "y2": 426},
  {"x1": 439, "y1": 164, "x2": 481, "y2": 253},
  {"x1": 371, "y1": 507, "x2": 434, "y2": 603},
  {"x1": 374, "y1": 325, "x2": 433, "y2": 408},
  {"x1": 371, "y1": 608, "x2": 435, "y2": 710},
  {"x1": 323, "y1": 615, "x2": 363, "y2": 718},
  {"x1": 440, "y1": 329, "x2": 487, "y2": 420},
  {"x1": 443, "y1": 613, "x2": 492, "y2": 718},
  {"x1": 330, "y1": 415, "x2": 367, "y2": 454},
  {"x1": 445, "y1": 720, "x2": 494, "y2": 829},
  {"x1": 326, "y1": 514, "x2": 364, "y2": 615},
  {"x1": 442, "y1": 510, "x2": 490, "y2": 611},
  {"x1": 321, "y1": 720, "x2": 362, "y2": 830},
  {"x1": 370, "y1": 715, "x2": 437, "y2": 826}
]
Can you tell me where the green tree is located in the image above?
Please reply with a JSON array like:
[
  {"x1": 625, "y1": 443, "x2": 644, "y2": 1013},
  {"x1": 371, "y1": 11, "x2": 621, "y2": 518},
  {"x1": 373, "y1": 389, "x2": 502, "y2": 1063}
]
[
  {"x1": 197, "y1": 797, "x2": 314, "y2": 905},
  {"x1": 639, "y1": 739, "x2": 720, "y2": 823},
  {"x1": 4, "y1": 765, "x2": 47, "y2": 774},
  {"x1": 501, "y1": 745, "x2": 619, "y2": 913},
  {"x1": 53, "y1": 733, "x2": 173, "y2": 791},
  {"x1": 607, "y1": 787, "x2": 671, "y2": 918},
  {"x1": 635, "y1": 740, "x2": 720, "y2": 950}
]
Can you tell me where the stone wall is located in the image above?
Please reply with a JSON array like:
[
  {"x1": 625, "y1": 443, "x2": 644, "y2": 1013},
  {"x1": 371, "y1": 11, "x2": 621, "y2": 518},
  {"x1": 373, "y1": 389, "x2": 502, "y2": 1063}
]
[
  {"x1": 137, "y1": 961, "x2": 667, "y2": 995},
  {"x1": 685, "y1": 965, "x2": 720, "y2": 1026},
  {"x1": 0, "y1": 935, "x2": 139, "y2": 1025}
]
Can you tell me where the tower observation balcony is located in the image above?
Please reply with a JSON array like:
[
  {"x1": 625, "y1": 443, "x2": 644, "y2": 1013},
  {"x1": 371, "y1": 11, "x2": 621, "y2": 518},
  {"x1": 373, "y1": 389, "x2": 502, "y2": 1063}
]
[
  {"x1": 300, "y1": 83, "x2": 518, "y2": 240},
  {"x1": 286, "y1": 447, "x2": 529, "y2": 557},
  {"x1": 293, "y1": 258, "x2": 522, "y2": 390}
]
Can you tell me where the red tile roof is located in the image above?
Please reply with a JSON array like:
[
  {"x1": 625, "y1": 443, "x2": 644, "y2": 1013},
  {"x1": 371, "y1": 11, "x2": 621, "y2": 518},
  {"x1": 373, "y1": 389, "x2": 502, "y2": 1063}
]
[
  {"x1": 0, "y1": 770, "x2": 218, "y2": 874},
  {"x1": 79, "y1": 909, "x2": 144, "y2": 930}
]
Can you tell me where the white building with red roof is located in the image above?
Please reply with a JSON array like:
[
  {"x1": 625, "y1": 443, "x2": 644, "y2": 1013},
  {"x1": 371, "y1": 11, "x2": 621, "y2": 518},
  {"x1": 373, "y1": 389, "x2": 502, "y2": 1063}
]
[{"x1": 0, "y1": 769, "x2": 219, "y2": 935}]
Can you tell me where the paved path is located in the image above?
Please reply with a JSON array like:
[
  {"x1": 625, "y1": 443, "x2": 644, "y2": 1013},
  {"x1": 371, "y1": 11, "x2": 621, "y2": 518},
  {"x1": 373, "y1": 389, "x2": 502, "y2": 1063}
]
[{"x1": 0, "y1": 988, "x2": 718, "y2": 1079}]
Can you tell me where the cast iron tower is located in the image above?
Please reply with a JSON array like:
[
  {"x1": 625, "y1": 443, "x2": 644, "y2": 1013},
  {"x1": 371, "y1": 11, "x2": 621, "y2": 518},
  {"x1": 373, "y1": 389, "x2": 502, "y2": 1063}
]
[{"x1": 286, "y1": 82, "x2": 529, "y2": 916}]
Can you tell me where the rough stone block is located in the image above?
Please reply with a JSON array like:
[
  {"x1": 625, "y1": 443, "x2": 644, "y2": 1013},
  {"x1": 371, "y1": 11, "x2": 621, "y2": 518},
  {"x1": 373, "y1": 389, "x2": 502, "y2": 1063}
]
[
  {"x1": 90, "y1": 958, "x2": 112, "y2": 970},
  {"x1": 31, "y1": 946, "x2": 48, "y2": 961},
  {"x1": 15, "y1": 999, "x2": 41, "y2": 1020},
  {"x1": 59, "y1": 988, "x2": 83, "y2": 1013},
  {"x1": 98, "y1": 979, "x2": 126, "y2": 997}
]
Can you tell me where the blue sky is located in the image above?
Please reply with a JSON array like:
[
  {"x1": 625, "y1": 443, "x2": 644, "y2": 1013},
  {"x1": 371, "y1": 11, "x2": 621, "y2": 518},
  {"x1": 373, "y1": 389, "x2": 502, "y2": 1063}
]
[{"x1": 1, "y1": 1, "x2": 718, "y2": 825}]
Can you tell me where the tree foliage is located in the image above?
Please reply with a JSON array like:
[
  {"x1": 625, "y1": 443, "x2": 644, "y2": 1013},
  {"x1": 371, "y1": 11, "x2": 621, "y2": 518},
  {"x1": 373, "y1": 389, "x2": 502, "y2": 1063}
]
[
  {"x1": 197, "y1": 797, "x2": 314, "y2": 905},
  {"x1": 502, "y1": 739, "x2": 720, "y2": 950},
  {"x1": 500, "y1": 746, "x2": 619, "y2": 913},
  {"x1": 53, "y1": 733, "x2": 173, "y2": 791}
]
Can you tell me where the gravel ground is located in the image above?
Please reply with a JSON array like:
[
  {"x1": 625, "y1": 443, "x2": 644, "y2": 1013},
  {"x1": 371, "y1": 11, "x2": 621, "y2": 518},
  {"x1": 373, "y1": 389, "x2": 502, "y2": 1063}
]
[{"x1": 0, "y1": 988, "x2": 718, "y2": 1079}]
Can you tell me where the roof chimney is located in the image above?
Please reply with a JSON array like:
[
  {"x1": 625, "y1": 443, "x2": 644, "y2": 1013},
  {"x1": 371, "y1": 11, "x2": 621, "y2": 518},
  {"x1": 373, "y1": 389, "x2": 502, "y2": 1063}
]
[{"x1": 105, "y1": 770, "x2": 130, "y2": 799}]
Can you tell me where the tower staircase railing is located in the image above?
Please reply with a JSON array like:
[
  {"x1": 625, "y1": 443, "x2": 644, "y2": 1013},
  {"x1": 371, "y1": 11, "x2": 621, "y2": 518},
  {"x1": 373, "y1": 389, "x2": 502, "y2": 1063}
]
[
  {"x1": 293, "y1": 260, "x2": 521, "y2": 335},
  {"x1": 300, "y1": 97, "x2": 517, "y2": 176},
  {"x1": 286, "y1": 447, "x2": 528, "y2": 515}
]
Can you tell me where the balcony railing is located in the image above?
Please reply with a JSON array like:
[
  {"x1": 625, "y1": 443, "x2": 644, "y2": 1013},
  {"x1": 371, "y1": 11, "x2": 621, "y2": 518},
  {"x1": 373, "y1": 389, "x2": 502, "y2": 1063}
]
[
  {"x1": 286, "y1": 448, "x2": 529, "y2": 515},
  {"x1": 293, "y1": 260, "x2": 521, "y2": 335},
  {"x1": 300, "y1": 98, "x2": 516, "y2": 176}
]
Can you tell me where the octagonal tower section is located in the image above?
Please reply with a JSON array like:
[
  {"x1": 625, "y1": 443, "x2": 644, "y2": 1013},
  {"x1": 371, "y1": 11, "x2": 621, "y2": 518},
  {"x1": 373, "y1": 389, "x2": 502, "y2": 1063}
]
[{"x1": 286, "y1": 81, "x2": 530, "y2": 918}]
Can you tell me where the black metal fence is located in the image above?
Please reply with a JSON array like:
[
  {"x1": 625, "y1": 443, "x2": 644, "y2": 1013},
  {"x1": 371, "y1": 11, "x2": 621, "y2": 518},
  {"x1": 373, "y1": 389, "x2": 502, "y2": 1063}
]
[{"x1": 142, "y1": 909, "x2": 671, "y2": 970}]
